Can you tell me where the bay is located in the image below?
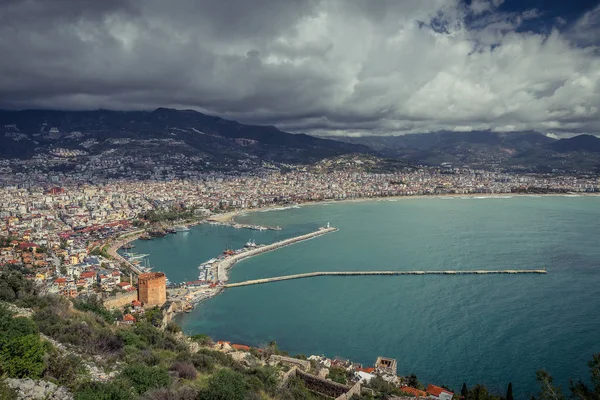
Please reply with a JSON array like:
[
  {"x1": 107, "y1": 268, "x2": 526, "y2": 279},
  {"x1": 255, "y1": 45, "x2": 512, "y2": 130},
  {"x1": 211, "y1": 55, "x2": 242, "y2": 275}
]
[{"x1": 134, "y1": 196, "x2": 600, "y2": 398}]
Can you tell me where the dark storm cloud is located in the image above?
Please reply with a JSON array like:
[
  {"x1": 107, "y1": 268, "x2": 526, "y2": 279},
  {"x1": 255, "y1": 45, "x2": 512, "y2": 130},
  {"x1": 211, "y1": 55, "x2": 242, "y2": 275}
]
[{"x1": 0, "y1": 0, "x2": 599, "y2": 136}]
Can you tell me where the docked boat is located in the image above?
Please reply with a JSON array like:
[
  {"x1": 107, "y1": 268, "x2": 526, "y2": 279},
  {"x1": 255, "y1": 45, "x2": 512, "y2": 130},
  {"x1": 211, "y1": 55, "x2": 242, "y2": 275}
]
[
  {"x1": 175, "y1": 225, "x2": 190, "y2": 232},
  {"x1": 245, "y1": 239, "x2": 257, "y2": 248}
]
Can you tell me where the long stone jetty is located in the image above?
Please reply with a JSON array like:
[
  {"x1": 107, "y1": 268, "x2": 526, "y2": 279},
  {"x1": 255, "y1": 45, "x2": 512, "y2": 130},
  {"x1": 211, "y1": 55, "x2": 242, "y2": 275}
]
[
  {"x1": 224, "y1": 269, "x2": 547, "y2": 288},
  {"x1": 215, "y1": 226, "x2": 338, "y2": 282}
]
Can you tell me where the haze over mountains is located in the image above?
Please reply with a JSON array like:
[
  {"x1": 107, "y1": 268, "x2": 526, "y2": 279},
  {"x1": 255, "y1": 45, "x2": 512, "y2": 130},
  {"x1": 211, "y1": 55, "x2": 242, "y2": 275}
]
[
  {"x1": 1, "y1": 108, "x2": 599, "y2": 173},
  {"x1": 328, "y1": 131, "x2": 600, "y2": 173}
]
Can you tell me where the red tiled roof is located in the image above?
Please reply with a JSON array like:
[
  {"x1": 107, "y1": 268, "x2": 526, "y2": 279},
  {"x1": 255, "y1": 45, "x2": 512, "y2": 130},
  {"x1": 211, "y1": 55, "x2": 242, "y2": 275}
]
[
  {"x1": 427, "y1": 384, "x2": 454, "y2": 397},
  {"x1": 232, "y1": 344, "x2": 250, "y2": 351},
  {"x1": 123, "y1": 314, "x2": 136, "y2": 322},
  {"x1": 117, "y1": 282, "x2": 130, "y2": 287},
  {"x1": 358, "y1": 367, "x2": 375, "y2": 373}
]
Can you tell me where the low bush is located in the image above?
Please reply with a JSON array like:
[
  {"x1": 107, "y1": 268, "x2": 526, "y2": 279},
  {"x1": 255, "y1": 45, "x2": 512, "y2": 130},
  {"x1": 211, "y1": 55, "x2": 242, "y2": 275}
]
[
  {"x1": 120, "y1": 363, "x2": 171, "y2": 394},
  {"x1": 200, "y1": 368, "x2": 247, "y2": 400},
  {"x1": 44, "y1": 352, "x2": 85, "y2": 387},
  {"x1": 74, "y1": 380, "x2": 137, "y2": 400},
  {"x1": 0, "y1": 334, "x2": 48, "y2": 378},
  {"x1": 169, "y1": 361, "x2": 197, "y2": 380}
]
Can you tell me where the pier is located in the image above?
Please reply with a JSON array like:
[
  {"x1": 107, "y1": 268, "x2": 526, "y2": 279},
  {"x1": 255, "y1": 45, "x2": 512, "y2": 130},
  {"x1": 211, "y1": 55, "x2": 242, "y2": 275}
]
[
  {"x1": 224, "y1": 269, "x2": 547, "y2": 288},
  {"x1": 214, "y1": 226, "x2": 338, "y2": 282}
]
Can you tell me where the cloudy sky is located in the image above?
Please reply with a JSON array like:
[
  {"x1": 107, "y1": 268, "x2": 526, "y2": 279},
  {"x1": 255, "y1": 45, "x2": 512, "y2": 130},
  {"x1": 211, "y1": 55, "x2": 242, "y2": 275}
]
[{"x1": 0, "y1": 0, "x2": 599, "y2": 136}]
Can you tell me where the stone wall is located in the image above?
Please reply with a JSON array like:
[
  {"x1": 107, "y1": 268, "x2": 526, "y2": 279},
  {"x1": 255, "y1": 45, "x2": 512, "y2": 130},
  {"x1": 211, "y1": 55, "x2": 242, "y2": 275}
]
[
  {"x1": 335, "y1": 382, "x2": 362, "y2": 400},
  {"x1": 269, "y1": 354, "x2": 311, "y2": 371},
  {"x1": 103, "y1": 291, "x2": 138, "y2": 309},
  {"x1": 296, "y1": 369, "x2": 352, "y2": 398}
]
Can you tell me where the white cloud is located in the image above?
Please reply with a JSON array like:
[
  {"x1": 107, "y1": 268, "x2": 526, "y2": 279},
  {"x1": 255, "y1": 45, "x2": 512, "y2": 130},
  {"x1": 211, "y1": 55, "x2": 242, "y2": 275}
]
[{"x1": 0, "y1": 0, "x2": 599, "y2": 137}]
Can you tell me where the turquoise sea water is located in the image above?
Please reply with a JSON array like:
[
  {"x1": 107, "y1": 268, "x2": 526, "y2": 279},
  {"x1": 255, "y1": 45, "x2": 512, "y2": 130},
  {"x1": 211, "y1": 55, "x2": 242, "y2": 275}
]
[{"x1": 133, "y1": 196, "x2": 600, "y2": 398}]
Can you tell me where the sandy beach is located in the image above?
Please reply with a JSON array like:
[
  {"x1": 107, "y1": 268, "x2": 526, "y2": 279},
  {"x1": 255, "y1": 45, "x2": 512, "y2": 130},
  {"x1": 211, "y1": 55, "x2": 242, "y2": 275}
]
[{"x1": 207, "y1": 192, "x2": 599, "y2": 224}]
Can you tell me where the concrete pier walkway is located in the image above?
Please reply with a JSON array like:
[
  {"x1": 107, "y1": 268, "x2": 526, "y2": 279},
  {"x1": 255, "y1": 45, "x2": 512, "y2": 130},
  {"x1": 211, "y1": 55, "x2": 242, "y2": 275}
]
[
  {"x1": 224, "y1": 269, "x2": 547, "y2": 288},
  {"x1": 215, "y1": 226, "x2": 338, "y2": 282}
]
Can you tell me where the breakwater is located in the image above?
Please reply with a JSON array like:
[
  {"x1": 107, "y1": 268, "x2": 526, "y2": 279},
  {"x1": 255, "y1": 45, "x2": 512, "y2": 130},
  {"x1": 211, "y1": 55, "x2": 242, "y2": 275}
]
[
  {"x1": 224, "y1": 269, "x2": 547, "y2": 288},
  {"x1": 215, "y1": 227, "x2": 338, "y2": 282}
]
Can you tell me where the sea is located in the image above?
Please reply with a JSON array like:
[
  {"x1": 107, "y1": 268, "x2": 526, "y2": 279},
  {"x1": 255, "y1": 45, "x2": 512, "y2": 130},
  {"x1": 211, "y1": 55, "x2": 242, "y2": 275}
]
[{"x1": 129, "y1": 196, "x2": 600, "y2": 398}]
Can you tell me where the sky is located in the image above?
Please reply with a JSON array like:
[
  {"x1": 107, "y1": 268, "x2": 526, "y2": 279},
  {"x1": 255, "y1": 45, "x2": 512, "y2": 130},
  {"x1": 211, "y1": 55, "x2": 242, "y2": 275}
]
[{"x1": 0, "y1": 0, "x2": 599, "y2": 137}]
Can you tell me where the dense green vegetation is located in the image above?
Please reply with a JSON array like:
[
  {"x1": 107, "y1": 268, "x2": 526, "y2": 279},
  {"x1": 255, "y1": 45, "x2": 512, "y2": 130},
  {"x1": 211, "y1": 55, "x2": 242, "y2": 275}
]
[
  {"x1": 139, "y1": 206, "x2": 199, "y2": 223},
  {"x1": 1, "y1": 268, "x2": 600, "y2": 400}
]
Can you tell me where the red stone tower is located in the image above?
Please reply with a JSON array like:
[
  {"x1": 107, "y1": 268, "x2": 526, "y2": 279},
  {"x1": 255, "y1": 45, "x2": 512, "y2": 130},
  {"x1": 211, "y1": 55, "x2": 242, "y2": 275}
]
[{"x1": 138, "y1": 272, "x2": 167, "y2": 307}]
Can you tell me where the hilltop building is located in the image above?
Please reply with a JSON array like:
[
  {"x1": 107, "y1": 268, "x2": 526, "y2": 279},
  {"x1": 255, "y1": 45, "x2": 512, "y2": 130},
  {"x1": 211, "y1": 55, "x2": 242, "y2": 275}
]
[{"x1": 138, "y1": 272, "x2": 166, "y2": 306}]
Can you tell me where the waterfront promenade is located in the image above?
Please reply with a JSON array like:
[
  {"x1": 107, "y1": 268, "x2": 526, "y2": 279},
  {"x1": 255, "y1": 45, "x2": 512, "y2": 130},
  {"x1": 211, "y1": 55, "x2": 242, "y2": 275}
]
[
  {"x1": 214, "y1": 226, "x2": 338, "y2": 282},
  {"x1": 224, "y1": 269, "x2": 547, "y2": 288}
]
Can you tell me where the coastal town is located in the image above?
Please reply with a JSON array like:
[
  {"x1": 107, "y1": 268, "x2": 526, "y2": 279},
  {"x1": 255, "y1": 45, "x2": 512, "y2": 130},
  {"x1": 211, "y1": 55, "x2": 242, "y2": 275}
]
[
  {"x1": 0, "y1": 159, "x2": 598, "y2": 398},
  {"x1": 0, "y1": 161, "x2": 598, "y2": 302}
]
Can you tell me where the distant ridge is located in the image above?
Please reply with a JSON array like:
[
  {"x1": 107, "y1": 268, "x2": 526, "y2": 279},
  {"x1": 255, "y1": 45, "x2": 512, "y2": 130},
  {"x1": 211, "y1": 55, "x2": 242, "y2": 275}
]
[
  {"x1": 0, "y1": 108, "x2": 370, "y2": 165},
  {"x1": 328, "y1": 130, "x2": 600, "y2": 172}
]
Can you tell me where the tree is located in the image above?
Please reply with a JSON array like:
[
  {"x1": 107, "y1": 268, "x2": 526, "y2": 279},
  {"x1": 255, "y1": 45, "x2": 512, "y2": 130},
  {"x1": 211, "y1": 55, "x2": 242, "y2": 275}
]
[
  {"x1": 407, "y1": 373, "x2": 421, "y2": 388},
  {"x1": 568, "y1": 353, "x2": 600, "y2": 400},
  {"x1": 202, "y1": 369, "x2": 247, "y2": 400},
  {"x1": 0, "y1": 334, "x2": 47, "y2": 378},
  {"x1": 532, "y1": 370, "x2": 564, "y2": 400},
  {"x1": 461, "y1": 383, "x2": 469, "y2": 400},
  {"x1": 506, "y1": 382, "x2": 513, "y2": 400},
  {"x1": 328, "y1": 366, "x2": 348, "y2": 385}
]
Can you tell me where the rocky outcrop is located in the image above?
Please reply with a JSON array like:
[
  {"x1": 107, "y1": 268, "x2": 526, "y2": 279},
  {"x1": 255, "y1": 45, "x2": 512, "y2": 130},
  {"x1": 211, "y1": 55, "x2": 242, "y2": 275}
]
[{"x1": 5, "y1": 378, "x2": 73, "y2": 400}]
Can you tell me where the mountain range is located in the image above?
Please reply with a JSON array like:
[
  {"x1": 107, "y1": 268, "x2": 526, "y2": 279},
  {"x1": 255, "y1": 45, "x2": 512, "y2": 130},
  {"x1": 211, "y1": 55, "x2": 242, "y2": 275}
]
[
  {"x1": 328, "y1": 131, "x2": 600, "y2": 173},
  {"x1": 0, "y1": 108, "x2": 369, "y2": 169},
  {"x1": 1, "y1": 108, "x2": 599, "y2": 173}
]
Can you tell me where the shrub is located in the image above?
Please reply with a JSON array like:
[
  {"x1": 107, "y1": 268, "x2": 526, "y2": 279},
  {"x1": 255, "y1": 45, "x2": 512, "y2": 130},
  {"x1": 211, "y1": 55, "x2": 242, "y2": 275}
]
[
  {"x1": 74, "y1": 380, "x2": 137, "y2": 400},
  {"x1": 169, "y1": 361, "x2": 197, "y2": 380},
  {"x1": 196, "y1": 348, "x2": 235, "y2": 368},
  {"x1": 141, "y1": 386, "x2": 198, "y2": 400},
  {"x1": 0, "y1": 334, "x2": 47, "y2": 378},
  {"x1": 93, "y1": 329, "x2": 124, "y2": 355},
  {"x1": 190, "y1": 353, "x2": 215, "y2": 373},
  {"x1": 120, "y1": 363, "x2": 171, "y2": 394},
  {"x1": 165, "y1": 322, "x2": 181, "y2": 334},
  {"x1": 328, "y1": 366, "x2": 348, "y2": 385},
  {"x1": 0, "y1": 306, "x2": 38, "y2": 346},
  {"x1": 44, "y1": 352, "x2": 85, "y2": 386},
  {"x1": 201, "y1": 369, "x2": 247, "y2": 400},
  {"x1": 73, "y1": 297, "x2": 114, "y2": 323},
  {"x1": 190, "y1": 333, "x2": 213, "y2": 346}
]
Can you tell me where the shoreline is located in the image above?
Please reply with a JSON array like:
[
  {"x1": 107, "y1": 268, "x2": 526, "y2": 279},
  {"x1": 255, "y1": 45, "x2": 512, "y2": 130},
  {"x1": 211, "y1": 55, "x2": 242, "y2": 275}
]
[
  {"x1": 140, "y1": 192, "x2": 599, "y2": 312},
  {"x1": 208, "y1": 192, "x2": 600, "y2": 224}
]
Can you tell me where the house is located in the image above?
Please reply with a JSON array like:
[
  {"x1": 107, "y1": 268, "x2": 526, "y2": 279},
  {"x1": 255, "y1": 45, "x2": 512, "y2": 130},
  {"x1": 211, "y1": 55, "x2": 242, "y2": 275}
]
[
  {"x1": 354, "y1": 370, "x2": 375, "y2": 384},
  {"x1": 54, "y1": 277, "x2": 67, "y2": 287},
  {"x1": 117, "y1": 282, "x2": 131, "y2": 291},
  {"x1": 400, "y1": 386, "x2": 429, "y2": 397},
  {"x1": 427, "y1": 384, "x2": 454, "y2": 400},
  {"x1": 122, "y1": 314, "x2": 136, "y2": 325},
  {"x1": 231, "y1": 344, "x2": 250, "y2": 352},
  {"x1": 131, "y1": 300, "x2": 143, "y2": 310}
]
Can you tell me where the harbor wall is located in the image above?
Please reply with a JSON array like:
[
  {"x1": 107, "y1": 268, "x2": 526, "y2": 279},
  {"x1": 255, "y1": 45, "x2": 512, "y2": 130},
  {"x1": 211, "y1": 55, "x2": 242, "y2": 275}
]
[
  {"x1": 216, "y1": 227, "x2": 338, "y2": 281},
  {"x1": 225, "y1": 269, "x2": 547, "y2": 288}
]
